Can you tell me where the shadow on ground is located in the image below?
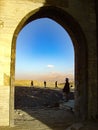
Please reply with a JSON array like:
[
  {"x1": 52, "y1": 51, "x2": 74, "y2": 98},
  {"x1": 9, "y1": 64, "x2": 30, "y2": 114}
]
[{"x1": 14, "y1": 86, "x2": 74, "y2": 130}]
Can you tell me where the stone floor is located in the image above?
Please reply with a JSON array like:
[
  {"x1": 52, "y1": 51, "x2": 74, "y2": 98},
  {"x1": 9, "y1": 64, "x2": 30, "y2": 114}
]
[
  {"x1": 0, "y1": 87, "x2": 98, "y2": 130},
  {"x1": 1, "y1": 107, "x2": 98, "y2": 130},
  {"x1": 0, "y1": 107, "x2": 74, "y2": 130},
  {"x1": 14, "y1": 107, "x2": 74, "y2": 130}
]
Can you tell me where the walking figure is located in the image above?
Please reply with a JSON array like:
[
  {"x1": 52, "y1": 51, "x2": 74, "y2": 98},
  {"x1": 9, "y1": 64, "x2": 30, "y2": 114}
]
[
  {"x1": 44, "y1": 81, "x2": 46, "y2": 88},
  {"x1": 63, "y1": 78, "x2": 70, "y2": 102}
]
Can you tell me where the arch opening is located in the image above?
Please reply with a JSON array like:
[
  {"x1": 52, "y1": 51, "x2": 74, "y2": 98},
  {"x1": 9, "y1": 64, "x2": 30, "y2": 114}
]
[
  {"x1": 14, "y1": 17, "x2": 75, "y2": 128},
  {"x1": 15, "y1": 17, "x2": 74, "y2": 83},
  {"x1": 10, "y1": 6, "x2": 88, "y2": 126}
]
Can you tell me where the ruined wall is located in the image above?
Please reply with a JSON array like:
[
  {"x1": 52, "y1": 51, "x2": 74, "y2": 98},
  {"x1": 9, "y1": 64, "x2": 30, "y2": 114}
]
[{"x1": 0, "y1": 0, "x2": 97, "y2": 126}]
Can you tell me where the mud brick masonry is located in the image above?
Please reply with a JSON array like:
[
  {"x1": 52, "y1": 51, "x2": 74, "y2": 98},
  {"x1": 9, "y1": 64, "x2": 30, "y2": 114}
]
[{"x1": 0, "y1": 0, "x2": 98, "y2": 126}]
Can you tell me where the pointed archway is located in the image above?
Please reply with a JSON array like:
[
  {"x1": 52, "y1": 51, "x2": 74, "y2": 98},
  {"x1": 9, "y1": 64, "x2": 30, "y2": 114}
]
[{"x1": 10, "y1": 6, "x2": 88, "y2": 125}]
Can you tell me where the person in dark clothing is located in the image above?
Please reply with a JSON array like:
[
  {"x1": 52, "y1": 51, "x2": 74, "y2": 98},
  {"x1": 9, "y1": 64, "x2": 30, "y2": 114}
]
[
  {"x1": 44, "y1": 81, "x2": 46, "y2": 88},
  {"x1": 55, "y1": 81, "x2": 58, "y2": 88},
  {"x1": 63, "y1": 78, "x2": 70, "y2": 102},
  {"x1": 31, "y1": 80, "x2": 33, "y2": 87}
]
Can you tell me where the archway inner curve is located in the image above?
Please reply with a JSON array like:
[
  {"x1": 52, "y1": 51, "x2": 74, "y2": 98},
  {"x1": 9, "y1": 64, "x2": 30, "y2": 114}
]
[{"x1": 10, "y1": 6, "x2": 88, "y2": 125}]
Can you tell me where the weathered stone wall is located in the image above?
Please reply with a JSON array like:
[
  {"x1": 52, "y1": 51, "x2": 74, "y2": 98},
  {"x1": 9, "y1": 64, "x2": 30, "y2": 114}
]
[
  {"x1": 0, "y1": 86, "x2": 9, "y2": 126},
  {"x1": 0, "y1": 0, "x2": 44, "y2": 126},
  {"x1": 60, "y1": 0, "x2": 97, "y2": 119},
  {"x1": 0, "y1": 0, "x2": 97, "y2": 126}
]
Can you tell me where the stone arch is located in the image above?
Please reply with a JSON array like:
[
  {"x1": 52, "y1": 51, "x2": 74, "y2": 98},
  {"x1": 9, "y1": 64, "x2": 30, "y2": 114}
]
[{"x1": 10, "y1": 6, "x2": 88, "y2": 125}]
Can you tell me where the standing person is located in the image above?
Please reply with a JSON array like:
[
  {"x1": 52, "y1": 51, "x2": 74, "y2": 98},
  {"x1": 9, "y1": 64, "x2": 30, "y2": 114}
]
[
  {"x1": 63, "y1": 78, "x2": 70, "y2": 102},
  {"x1": 44, "y1": 81, "x2": 46, "y2": 88},
  {"x1": 31, "y1": 80, "x2": 33, "y2": 87},
  {"x1": 55, "y1": 81, "x2": 58, "y2": 88}
]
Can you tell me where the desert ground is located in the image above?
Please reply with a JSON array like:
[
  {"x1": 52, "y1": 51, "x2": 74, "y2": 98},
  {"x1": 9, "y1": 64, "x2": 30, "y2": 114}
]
[{"x1": 14, "y1": 80, "x2": 75, "y2": 90}]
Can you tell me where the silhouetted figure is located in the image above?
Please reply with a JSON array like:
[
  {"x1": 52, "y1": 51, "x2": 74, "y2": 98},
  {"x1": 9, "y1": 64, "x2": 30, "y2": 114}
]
[
  {"x1": 55, "y1": 81, "x2": 58, "y2": 88},
  {"x1": 31, "y1": 80, "x2": 33, "y2": 87},
  {"x1": 63, "y1": 78, "x2": 70, "y2": 102},
  {"x1": 44, "y1": 81, "x2": 46, "y2": 88}
]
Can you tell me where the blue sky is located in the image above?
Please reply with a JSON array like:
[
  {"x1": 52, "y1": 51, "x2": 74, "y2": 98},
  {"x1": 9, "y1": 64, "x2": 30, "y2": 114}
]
[{"x1": 15, "y1": 18, "x2": 74, "y2": 82}]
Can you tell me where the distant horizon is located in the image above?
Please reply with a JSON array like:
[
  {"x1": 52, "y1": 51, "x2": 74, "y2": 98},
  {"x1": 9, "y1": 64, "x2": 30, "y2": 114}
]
[
  {"x1": 15, "y1": 73, "x2": 74, "y2": 83},
  {"x1": 15, "y1": 18, "x2": 74, "y2": 82}
]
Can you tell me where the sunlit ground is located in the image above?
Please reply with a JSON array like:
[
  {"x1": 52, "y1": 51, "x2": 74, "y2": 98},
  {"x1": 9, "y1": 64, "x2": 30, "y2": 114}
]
[{"x1": 15, "y1": 80, "x2": 75, "y2": 92}]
